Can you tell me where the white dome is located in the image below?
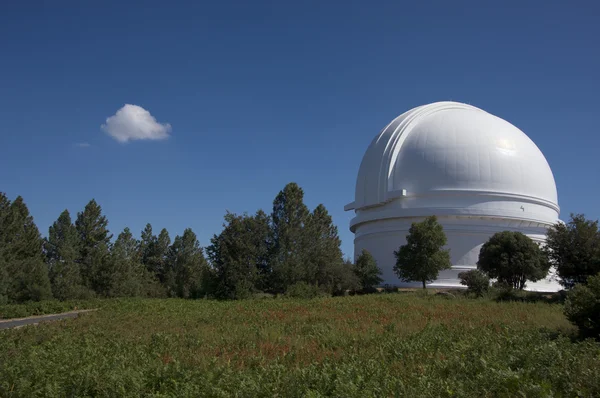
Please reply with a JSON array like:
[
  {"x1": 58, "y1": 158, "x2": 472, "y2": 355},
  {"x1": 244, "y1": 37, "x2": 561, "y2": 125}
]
[
  {"x1": 346, "y1": 101, "x2": 561, "y2": 292},
  {"x1": 346, "y1": 101, "x2": 558, "y2": 217}
]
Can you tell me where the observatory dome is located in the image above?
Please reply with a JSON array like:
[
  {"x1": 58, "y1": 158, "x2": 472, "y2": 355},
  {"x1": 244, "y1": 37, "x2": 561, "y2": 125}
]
[{"x1": 345, "y1": 101, "x2": 561, "y2": 291}]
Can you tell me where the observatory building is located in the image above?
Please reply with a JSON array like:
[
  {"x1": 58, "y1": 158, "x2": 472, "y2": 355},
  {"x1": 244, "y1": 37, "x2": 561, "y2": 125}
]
[{"x1": 345, "y1": 101, "x2": 561, "y2": 291}]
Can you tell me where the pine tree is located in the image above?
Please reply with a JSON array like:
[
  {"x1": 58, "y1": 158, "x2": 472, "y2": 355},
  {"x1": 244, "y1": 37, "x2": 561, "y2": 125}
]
[
  {"x1": 207, "y1": 210, "x2": 271, "y2": 299},
  {"x1": 154, "y1": 228, "x2": 172, "y2": 283},
  {"x1": 0, "y1": 193, "x2": 12, "y2": 303},
  {"x1": 270, "y1": 182, "x2": 310, "y2": 292},
  {"x1": 75, "y1": 199, "x2": 112, "y2": 293},
  {"x1": 139, "y1": 223, "x2": 156, "y2": 265},
  {"x1": 354, "y1": 249, "x2": 383, "y2": 292},
  {"x1": 1, "y1": 196, "x2": 52, "y2": 302},
  {"x1": 139, "y1": 224, "x2": 171, "y2": 284},
  {"x1": 46, "y1": 210, "x2": 89, "y2": 300},
  {"x1": 394, "y1": 216, "x2": 452, "y2": 289},
  {"x1": 167, "y1": 228, "x2": 208, "y2": 298},
  {"x1": 304, "y1": 204, "x2": 356, "y2": 294},
  {"x1": 108, "y1": 227, "x2": 146, "y2": 297}
]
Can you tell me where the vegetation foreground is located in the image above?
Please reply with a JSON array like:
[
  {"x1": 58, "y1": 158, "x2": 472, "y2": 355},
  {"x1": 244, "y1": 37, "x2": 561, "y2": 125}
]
[{"x1": 1, "y1": 294, "x2": 599, "y2": 397}]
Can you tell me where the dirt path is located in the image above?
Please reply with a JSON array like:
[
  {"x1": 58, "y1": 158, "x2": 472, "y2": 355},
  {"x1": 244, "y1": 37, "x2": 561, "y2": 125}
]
[{"x1": 0, "y1": 309, "x2": 97, "y2": 330}]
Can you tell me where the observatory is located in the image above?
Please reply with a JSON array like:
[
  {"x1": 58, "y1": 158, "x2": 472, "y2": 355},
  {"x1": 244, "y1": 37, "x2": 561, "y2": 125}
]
[{"x1": 345, "y1": 101, "x2": 561, "y2": 291}]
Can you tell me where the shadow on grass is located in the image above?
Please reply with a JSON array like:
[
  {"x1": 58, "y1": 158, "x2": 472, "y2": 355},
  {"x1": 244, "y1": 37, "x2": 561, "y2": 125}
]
[
  {"x1": 538, "y1": 326, "x2": 596, "y2": 344},
  {"x1": 493, "y1": 289, "x2": 567, "y2": 304}
]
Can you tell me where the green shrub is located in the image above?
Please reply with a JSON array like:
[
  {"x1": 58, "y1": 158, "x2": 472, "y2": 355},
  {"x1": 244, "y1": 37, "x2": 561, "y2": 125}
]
[
  {"x1": 564, "y1": 273, "x2": 600, "y2": 338},
  {"x1": 285, "y1": 282, "x2": 325, "y2": 299},
  {"x1": 492, "y1": 284, "x2": 534, "y2": 302},
  {"x1": 251, "y1": 292, "x2": 275, "y2": 300},
  {"x1": 458, "y1": 269, "x2": 490, "y2": 297}
]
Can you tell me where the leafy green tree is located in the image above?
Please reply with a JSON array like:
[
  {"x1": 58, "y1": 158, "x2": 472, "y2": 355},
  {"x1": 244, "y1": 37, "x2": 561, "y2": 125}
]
[
  {"x1": 394, "y1": 216, "x2": 451, "y2": 289},
  {"x1": 270, "y1": 183, "x2": 310, "y2": 292},
  {"x1": 0, "y1": 196, "x2": 52, "y2": 302},
  {"x1": 564, "y1": 273, "x2": 600, "y2": 338},
  {"x1": 458, "y1": 269, "x2": 490, "y2": 297},
  {"x1": 354, "y1": 249, "x2": 383, "y2": 292},
  {"x1": 478, "y1": 231, "x2": 550, "y2": 290},
  {"x1": 207, "y1": 210, "x2": 271, "y2": 299},
  {"x1": 167, "y1": 228, "x2": 209, "y2": 298},
  {"x1": 324, "y1": 260, "x2": 360, "y2": 296},
  {"x1": 75, "y1": 199, "x2": 112, "y2": 293},
  {"x1": 545, "y1": 214, "x2": 600, "y2": 289},
  {"x1": 45, "y1": 210, "x2": 90, "y2": 300}
]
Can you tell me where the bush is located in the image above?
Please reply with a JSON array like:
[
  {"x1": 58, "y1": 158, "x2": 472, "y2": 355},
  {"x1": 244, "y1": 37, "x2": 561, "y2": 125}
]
[
  {"x1": 564, "y1": 273, "x2": 600, "y2": 338},
  {"x1": 458, "y1": 270, "x2": 490, "y2": 297},
  {"x1": 492, "y1": 286, "x2": 527, "y2": 302},
  {"x1": 285, "y1": 282, "x2": 325, "y2": 299},
  {"x1": 251, "y1": 292, "x2": 275, "y2": 300},
  {"x1": 354, "y1": 249, "x2": 383, "y2": 291}
]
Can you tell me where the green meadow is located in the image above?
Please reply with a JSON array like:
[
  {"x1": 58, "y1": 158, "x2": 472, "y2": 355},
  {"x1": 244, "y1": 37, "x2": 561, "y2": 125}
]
[{"x1": 1, "y1": 294, "x2": 599, "y2": 397}]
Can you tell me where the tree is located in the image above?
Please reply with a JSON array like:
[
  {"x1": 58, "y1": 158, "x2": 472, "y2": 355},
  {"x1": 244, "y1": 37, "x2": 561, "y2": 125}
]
[
  {"x1": 545, "y1": 214, "x2": 600, "y2": 289},
  {"x1": 138, "y1": 223, "x2": 156, "y2": 267},
  {"x1": 167, "y1": 228, "x2": 208, "y2": 298},
  {"x1": 153, "y1": 228, "x2": 172, "y2": 283},
  {"x1": 324, "y1": 259, "x2": 360, "y2": 296},
  {"x1": 564, "y1": 273, "x2": 600, "y2": 338},
  {"x1": 478, "y1": 231, "x2": 550, "y2": 290},
  {"x1": 394, "y1": 216, "x2": 451, "y2": 289},
  {"x1": 75, "y1": 199, "x2": 112, "y2": 293},
  {"x1": 138, "y1": 224, "x2": 170, "y2": 284},
  {"x1": 354, "y1": 249, "x2": 383, "y2": 292},
  {"x1": 207, "y1": 210, "x2": 271, "y2": 299},
  {"x1": 0, "y1": 193, "x2": 12, "y2": 303},
  {"x1": 45, "y1": 210, "x2": 90, "y2": 300},
  {"x1": 0, "y1": 196, "x2": 52, "y2": 302},
  {"x1": 458, "y1": 269, "x2": 490, "y2": 297},
  {"x1": 270, "y1": 183, "x2": 310, "y2": 292},
  {"x1": 107, "y1": 227, "x2": 148, "y2": 297},
  {"x1": 304, "y1": 204, "x2": 351, "y2": 294}
]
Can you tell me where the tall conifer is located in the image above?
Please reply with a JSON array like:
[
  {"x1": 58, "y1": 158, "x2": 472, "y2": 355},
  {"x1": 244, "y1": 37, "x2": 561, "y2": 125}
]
[
  {"x1": 2, "y1": 196, "x2": 52, "y2": 301},
  {"x1": 270, "y1": 183, "x2": 310, "y2": 292},
  {"x1": 207, "y1": 210, "x2": 271, "y2": 299},
  {"x1": 46, "y1": 210, "x2": 89, "y2": 299},
  {"x1": 75, "y1": 199, "x2": 112, "y2": 293},
  {"x1": 167, "y1": 228, "x2": 208, "y2": 298}
]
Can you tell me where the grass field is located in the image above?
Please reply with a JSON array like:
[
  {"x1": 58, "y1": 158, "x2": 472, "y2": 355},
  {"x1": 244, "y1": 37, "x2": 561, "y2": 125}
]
[{"x1": 1, "y1": 293, "x2": 599, "y2": 397}]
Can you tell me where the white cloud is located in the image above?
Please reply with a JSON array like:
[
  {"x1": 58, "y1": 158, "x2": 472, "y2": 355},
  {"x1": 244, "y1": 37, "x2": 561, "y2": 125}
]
[
  {"x1": 75, "y1": 142, "x2": 91, "y2": 148},
  {"x1": 101, "y1": 104, "x2": 171, "y2": 143}
]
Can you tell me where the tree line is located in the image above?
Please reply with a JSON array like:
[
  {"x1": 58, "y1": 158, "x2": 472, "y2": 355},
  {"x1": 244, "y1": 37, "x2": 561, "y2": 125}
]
[
  {"x1": 3, "y1": 179, "x2": 600, "y2": 329},
  {"x1": 0, "y1": 183, "x2": 383, "y2": 304}
]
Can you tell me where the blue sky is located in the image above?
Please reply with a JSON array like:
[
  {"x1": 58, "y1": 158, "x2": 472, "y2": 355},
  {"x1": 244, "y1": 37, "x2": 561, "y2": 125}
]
[{"x1": 1, "y1": 0, "x2": 598, "y2": 258}]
